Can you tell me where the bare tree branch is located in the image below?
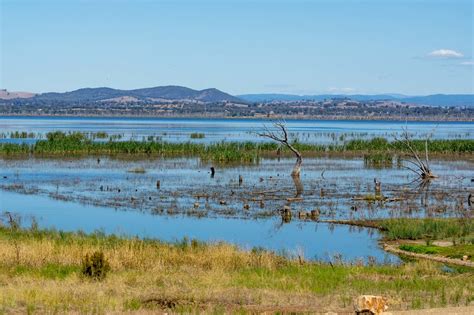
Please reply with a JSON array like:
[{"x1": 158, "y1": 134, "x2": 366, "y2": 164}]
[
  {"x1": 395, "y1": 127, "x2": 437, "y2": 181},
  {"x1": 258, "y1": 120, "x2": 302, "y2": 177}
]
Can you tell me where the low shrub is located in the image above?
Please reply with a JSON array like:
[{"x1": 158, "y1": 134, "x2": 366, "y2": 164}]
[{"x1": 81, "y1": 251, "x2": 110, "y2": 281}]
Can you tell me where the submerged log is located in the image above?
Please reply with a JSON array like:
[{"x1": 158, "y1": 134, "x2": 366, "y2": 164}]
[
  {"x1": 298, "y1": 211, "x2": 307, "y2": 219},
  {"x1": 281, "y1": 205, "x2": 292, "y2": 223},
  {"x1": 374, "y1": 178, "x2": 381, "y2": 194},
  {"x1": 310, "y1": 209, "x2": 320, "y2": 221}
]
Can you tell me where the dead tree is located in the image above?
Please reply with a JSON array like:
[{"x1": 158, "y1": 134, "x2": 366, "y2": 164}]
[
  {"x1": 396, "y1": 127, "x2": 437, "y2": 181},
  {"x1": 258, "y1": 121, "x2": 302, "y2": 177}
]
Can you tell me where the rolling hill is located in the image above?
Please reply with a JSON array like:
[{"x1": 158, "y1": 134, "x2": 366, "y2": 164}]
[{"x1": 32, "y1": 86, "x2": 244, "y2": 103}]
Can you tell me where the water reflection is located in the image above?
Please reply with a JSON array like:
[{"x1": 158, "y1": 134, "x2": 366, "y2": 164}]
[
  {"x1": 1, "y1": 117, "x2": 472, "y2": 144},
  {"x1": 0, "y1": 190, "x2": 398, "y2": 263}
]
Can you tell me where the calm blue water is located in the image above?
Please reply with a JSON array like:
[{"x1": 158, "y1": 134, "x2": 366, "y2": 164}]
[
  {"x1": 2, "y1": 116, "x2": 468, "y2": 264},
  {"x1": 0, "y1": 116, "x2": 472, "y2": 144},
  {"x1": 0, "y1": 190, "x2": 397, "y2": 263}
]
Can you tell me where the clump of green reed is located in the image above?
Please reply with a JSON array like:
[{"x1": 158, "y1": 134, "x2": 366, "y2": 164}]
[
  {"x1": 9, "y1": 131, "x2": 36, "y2": 139},
  {"x1": 363, "y1": 153, "x2": 393, "y2": 168},
  {"x1": 0, "y1": 143, "x2": 31, "y2": 154},
  {"x1": 190, "y1": 133, "x2": 205, "y2": 139},
  {"x1": 379, "y1": 218, "x2": 474, "y2": 240},
  {"x1": 0, "y1": 132, "x2": 472, "y2": 162},
  {"x1": 345, "y1": 137, "x2": 474, "y2": 153}
]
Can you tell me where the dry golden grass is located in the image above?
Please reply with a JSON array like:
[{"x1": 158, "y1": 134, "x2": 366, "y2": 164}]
[{"x1": 0, "y1": 227, "x2": 473, "y2": 314}]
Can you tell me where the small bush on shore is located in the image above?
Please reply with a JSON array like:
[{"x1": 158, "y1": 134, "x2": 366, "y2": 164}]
[{"x1": 81, "y1": 251, "x2": 110, "y2": 281}]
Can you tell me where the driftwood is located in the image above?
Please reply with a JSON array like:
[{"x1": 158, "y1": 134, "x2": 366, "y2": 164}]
[
  {"x1": 352, "y1": 195, "x2": 405, "y2": 202},
  {"x1": 249, "y1": 189, "x2": 291, "y2": 195}
]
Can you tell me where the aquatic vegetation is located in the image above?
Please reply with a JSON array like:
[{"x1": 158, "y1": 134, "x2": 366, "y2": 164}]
[
  {"x1": 0, "y1": 132, "x2": 472, "y2": 164},
  {"x1": 190, "y1": 132, "x2": 205, "y2": 139},
  {"x1": 93, "y1": 131, "x2": 109, "y2": 139},
  {"x1": 363, "y1": 153, "x2": 393, "y2": 168},
  {"x1": 8, "y1": 131, "x2": 36, "y2": 139},
  {"x1": 377, "y1": 218, "x2": 474, "y2": 241},
  {"x1": 0, "y1": 143, "x2": 30, "y2": 154},
  {"x1": 127, "y1": 166, "x2": 146, "y2": 173}
]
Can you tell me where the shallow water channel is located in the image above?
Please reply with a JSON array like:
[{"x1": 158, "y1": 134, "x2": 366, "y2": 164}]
[
  {"x1": 1, "y1": 117, "x2": 473, "y2": 144},
  {"x1": 1, "y1": 155, "x2": 473, "y2": 263},
  {"x1": 0, "y1": 189, "x2": 395, "y2": 263}
]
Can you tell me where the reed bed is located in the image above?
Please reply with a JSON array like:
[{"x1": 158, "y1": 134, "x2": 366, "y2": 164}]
[
  {"x1": 377, "y1": 218, "x2": 474, "y2": 241},
  {"x1": 0, "y1": 132, "x2": 472, "y2": 163}
]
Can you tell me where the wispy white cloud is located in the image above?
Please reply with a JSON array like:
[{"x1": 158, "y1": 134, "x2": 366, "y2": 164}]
[
  {"x1": 460, "y1": 61, "x2": 474, "y2": 66},
  {"x1": 428, "y1": 49, "x2": 464, "y2": 58}
]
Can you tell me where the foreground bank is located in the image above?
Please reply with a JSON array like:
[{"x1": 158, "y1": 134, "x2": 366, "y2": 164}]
[{"x1": 0, "y1": 221, "x2": 472, "y2": 313}]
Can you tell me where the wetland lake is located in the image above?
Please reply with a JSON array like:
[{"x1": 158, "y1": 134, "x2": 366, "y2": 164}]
[
  {"x1": 1, "y1": 117, "x2": 473, "y2": 263},
  {"x1": 1, "y1": 116, "x2": 473, "y2": 143}
]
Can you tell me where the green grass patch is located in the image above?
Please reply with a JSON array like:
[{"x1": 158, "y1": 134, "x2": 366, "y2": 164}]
[
  {"x1": 5, "y1": 263, "x2": 79, "y2": 279},
  {"x1": 399, "y1": 243, "x2": 474, "y2": 261},
  {"x1": 399, "y1": 244, "x2": 440, "y2": 255},
  {"x1": 378, "y1": 218, "x2": 474, "y2": 241}
]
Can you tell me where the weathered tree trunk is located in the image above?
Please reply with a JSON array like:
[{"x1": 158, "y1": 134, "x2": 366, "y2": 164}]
[
  {"x1": 291, "y1": 152, "x2": 302, "y2": 177},
  {"x1": 292, "y1": 172, "x2": 303, "y2": 197},
  {"x1": 258, "y1": 121, "x2": 304, "y2": 198}
]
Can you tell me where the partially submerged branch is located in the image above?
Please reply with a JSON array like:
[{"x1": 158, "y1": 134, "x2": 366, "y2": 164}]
[{"x1": 395, "y1": 127, "x2": 437, "y2": 181}]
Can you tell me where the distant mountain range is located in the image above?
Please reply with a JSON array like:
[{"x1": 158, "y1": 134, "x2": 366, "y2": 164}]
[
  {"x1": 1, "y1": 86, "x2": 472, "y2": 107},
  {"x1": 237, "y1": 93, "x2": 474, "y2": 107},
  {"x1": 1, "y1": 86, "x2": 243, "y2": 103}
]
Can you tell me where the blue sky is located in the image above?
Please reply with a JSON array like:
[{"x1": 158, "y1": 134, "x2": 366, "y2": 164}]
[{"x1": 1, "y1": 0, "x2": 472, "y2": 95}]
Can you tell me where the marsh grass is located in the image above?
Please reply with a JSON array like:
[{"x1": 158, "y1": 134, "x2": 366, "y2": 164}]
[
  {"x1": 363, "y1": 153, "x2": 393, "y2": 168},
  {"x1": 0, "y1": 132, "x2": 472, "y2": 164},
  {"x1": 190, "y1": 133, "x2": 205, "y2": 139},
  {"x1": 378, "y1": 218, "x2": 474, "y2": 241},
  {"x1": 0, "y1": 225, "x2": 472, "y2": 313}
]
